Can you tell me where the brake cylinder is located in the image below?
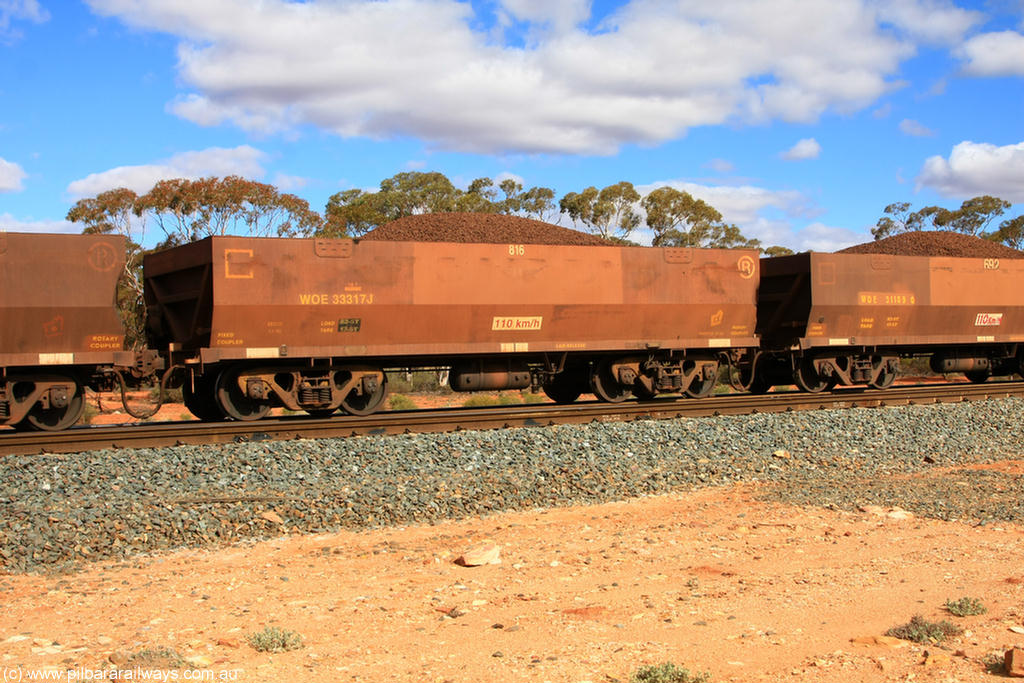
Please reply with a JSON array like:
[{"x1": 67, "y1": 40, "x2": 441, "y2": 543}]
[{"x1": 449, "y1": 361, "x2": 531, "y2": 391}]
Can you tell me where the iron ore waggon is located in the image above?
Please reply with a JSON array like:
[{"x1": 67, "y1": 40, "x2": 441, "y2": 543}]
[
  {"x1": 753, "y1": 251, "x2": 1024, "y2": 392},
  {"x1": 144, "y1": 236, "x2": 761, "y2": 421},
  {"x1": 0, "y1": 233, "x2": 142, "y2": 430}
]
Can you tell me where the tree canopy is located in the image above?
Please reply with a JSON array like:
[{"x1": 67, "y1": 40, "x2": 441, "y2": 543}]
[
  {"x1": 559, "y1": 182, "x2": 642, "y2": 242},
  {"x1": 641, "y1": 186, "x2": 764, "y2": 250},
  {"x1": 322, "y1": 172, "x2": 558, "y2": 238},
  {"x1": 69, "y1": 170, "x2": 803, "y2": 256},
  {"x1": 872, "y1": 195, "x2": 1021, "y2": 246}
]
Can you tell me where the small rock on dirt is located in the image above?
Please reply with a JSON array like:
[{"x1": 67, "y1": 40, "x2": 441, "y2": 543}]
[
  {"x1": 260, "y1": 510, "x2": 285, "y2": 525},
  {"x1": 454, "y1": 544, "x2": 501, "y2": 567},
  {"x1": 851, "y1": 635, "x2": 909, "y2": 649},
  {"x1": 1005, "y1": 648, "x2": 1024, "y2": 677}
]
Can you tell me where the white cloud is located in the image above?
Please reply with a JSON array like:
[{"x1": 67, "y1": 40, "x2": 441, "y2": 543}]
[
  {"x1": 496, "y1": 0, "x2": 590, "y2": 34},
  {"x1": 86, "y1": 0, "x2": 951, "y2": 155},
  {"x1": 271, "y1": 172, "x2": 309, "y2": 191},
  {"x1": 65, "y1": 145, "x2": 267, "y2": 198},
  {"x1": 0, "y1": 156, "x2": 27, "y2": 192},
  {"x1": 917, "y1": 140, "x2": 1024, "y2": 203},
  {"x1": 790, "y1": 221, "x2": 867, "y2": 251},
  {"x1": 871, "y1": 0, "x2": 981, "y2": 45},
  {"x1": 0, "y1": 213, "x2": 76, "y2": 234},
  {"x1": 634, "y1": 179, "x2": 865, "y2": 251},
  {"x1": 898, "y1": 118, "x2": 935, "y2": 137},
  {"x1": 638, "y1": 179, "x2": 807, "y2": 224},
  {"x1": 781, "y1": 138, "x2": 822, "y2": 161},
  {"x1": 706, "y1": 158, "x2": 735, "y2": 173},
  {"x1": 0, "y1": 0, "x2": 49, "y2": 43},
  {"x1": 493, "y1": 171, "x2": 525, "y2": 187},
  {"x1": 957, "y1": 31, "x2": 1024, "y2": 77}
]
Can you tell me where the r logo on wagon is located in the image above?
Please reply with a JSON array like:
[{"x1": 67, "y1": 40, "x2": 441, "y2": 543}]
[
  {"x1": 737, "y1": 255, "x2": 756, "y2": 279},
  {"x1": 975, "y1": 313, "x2": 1003, "y2": 326}
]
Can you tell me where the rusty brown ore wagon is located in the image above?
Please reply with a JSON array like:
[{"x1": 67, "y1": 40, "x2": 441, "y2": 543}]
[
  {"x1": 144, "y1": 237, "x2": 760, "y2": 420},
  {"x1": 754, "y1": 252, "x2": 1024, "y2": 392},
  {"x1": 0, "y1": 232, "x2": 141, "y2": 430}
]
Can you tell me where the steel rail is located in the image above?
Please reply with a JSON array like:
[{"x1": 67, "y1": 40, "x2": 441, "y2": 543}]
[{"x1": 2, "y1": 380, "x2": 1023, "y2": 456}]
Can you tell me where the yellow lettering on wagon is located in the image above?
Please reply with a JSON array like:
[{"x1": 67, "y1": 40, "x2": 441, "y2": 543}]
[
  {"x1": 224, "y1": 249, "x2": 254, "y2": 279},
  {"x1": 87, "y1": 334, "x2": 123, "y2": 350},
  {"x1": 298, "y1": 292, "x2": 376, "y2": 305},
  {"x1": 492, "y1": 316, "x2": 543, "y2": 331},
  {"x1": 858, "y1": 291, "x2": 916, "y2": 305}
]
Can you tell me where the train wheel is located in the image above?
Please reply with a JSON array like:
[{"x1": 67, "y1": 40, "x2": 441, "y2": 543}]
[
  {"x1": 965, "y1": 370, "x2": 990, "y2": 384},
  {"x1": 215, "y1": 369, "x2": 271, "y2": 421},
  {"x1": 590, "y1": 360, "x2": 630, "y2": 403},
  {"x1": 632, "y1": 382, "x2": 658, "y2": 401},
  {"x1": 183, "y1": 374, "x2": 224, "y2": 421},
  {"x1": 542, "y1": 370, "x2": 585, "y2": 404},
  {"x1": 23, "y1": 377, "x2": 85, "y2": 431},
  {"x1": 339, "y1": 373, "x2": 387, "y2": 416},
  {"x1": 684, "y1": 370, "x2": 717, "y2": 398},
  {"x1": 869, "y1": 368, "x2": 897, "y2": 389},
  {"x1": 793, "y1": 359, "x2": 829, "y2": 393}
]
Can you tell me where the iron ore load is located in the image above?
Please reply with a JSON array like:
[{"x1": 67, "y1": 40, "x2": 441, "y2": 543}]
[
  {"x1": 2, "y1": 219, "x2": 1024, "y2": 432},
  {"x1": 143, "y1": 235, "x2": 760, "y2": 420}
]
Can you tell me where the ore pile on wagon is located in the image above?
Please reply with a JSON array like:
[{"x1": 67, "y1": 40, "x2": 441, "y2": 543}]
[
  {"x1": 838, "y1": 230, "x2": 1024, "y2": 258},
  {"x1": 363, "y1": 212, "x2": 615, "y2": 246}
]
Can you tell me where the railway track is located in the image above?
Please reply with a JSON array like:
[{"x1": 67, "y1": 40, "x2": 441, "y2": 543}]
[{"x1": 2, "y1": 380, "x2": 1023, "y2": 456}]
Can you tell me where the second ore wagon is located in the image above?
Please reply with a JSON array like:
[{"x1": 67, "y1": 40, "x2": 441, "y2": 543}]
[{"x1": 144, "y1": 237, "x2": 760, "y2": 420}]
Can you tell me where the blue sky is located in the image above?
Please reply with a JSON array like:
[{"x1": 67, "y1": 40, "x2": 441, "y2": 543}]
[{"x1": 1, "y1": 0, "x2": 1022, "y2": 251}]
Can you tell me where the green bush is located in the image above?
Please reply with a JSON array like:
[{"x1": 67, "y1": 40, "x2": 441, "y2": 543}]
[
  {"x1": 944, "y1": 597, "x2": 987, "y2": 617},
  {"x1": 520, "y1": 392, "x2": 545, "y2": 404},
  {"x1": 80, "y1": 403, "x2": 100, "y2": 425},
  {"x1": 630, "y1": 662, "x2": 711, "y2": 683},
  {"x1": 149, "y1": 386, "x2": 184, "y2": 403},
  {"x1": 246, "y1": 626, "x2": 303, "y2": 653},
  {"x1": 388, "y1": 394, "x2": 418, "y2": 410},
  {"x1": 886, "y1": 615, "x2": 963, "y2": 644},
  {"x1": 462, "y1": 394, "x2": 500, "y2": 408},
  {"x1": 126, "y1": 647, "x2": 187, "y2": 669},
  {"x1": 387, "y1": 371, "x2": 452, "y2": 394}
]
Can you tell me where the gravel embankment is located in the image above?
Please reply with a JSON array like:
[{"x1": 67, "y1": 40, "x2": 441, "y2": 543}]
[{"x1": 2, "y1": 398, "x2": 1023, "y2": 573}]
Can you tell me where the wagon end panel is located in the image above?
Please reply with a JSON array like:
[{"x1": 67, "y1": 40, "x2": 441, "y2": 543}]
[
  {"x1": 756, "y1": 252, "x2": 813, "y2": 348},
  {"x1": 143, "y1": 238, "x2": 216, "y2": 351},
  {"x1": 0, "y1": 232, "x2": 127, "y2": 363}
]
